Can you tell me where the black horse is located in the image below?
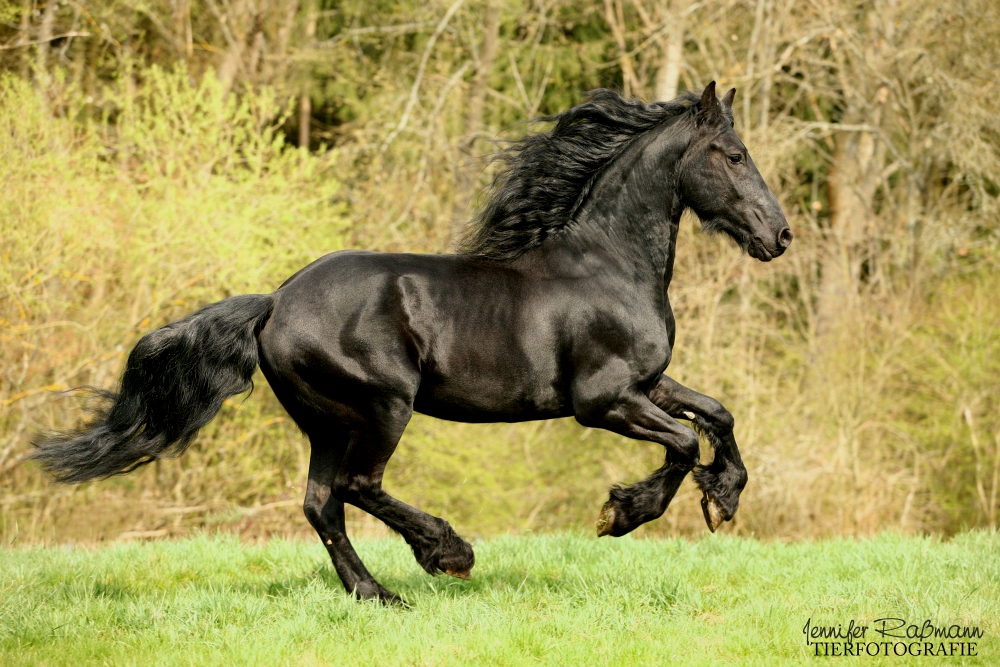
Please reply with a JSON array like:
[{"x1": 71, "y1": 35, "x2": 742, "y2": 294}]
[{"x1": 34, "y1": 82, "x2": 791, "y2": 602}]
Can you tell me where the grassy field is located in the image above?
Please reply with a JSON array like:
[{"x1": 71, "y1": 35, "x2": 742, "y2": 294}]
[{"x1": 1, "y1": 532, "x2": 998, "y2": 666}]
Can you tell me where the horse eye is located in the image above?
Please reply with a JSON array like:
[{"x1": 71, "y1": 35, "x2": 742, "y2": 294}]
[{"x1": 728, "y1": 154, "x2": 742, "y2": 165}]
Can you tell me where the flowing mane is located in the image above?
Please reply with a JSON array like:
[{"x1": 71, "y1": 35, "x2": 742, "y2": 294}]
[
  {"x1": 460, "y1": 89, "x2": 702, "y2": 260},
  {"x1": 34, "y1": 80, "x2": 788, "y2": 602}
]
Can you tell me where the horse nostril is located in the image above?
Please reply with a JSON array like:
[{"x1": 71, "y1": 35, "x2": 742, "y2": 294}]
[{"x1": 778, "y1": 227, "x2": 794, "y2": 248}]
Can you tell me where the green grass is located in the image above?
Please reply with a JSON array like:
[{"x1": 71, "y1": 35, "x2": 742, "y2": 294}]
[{"x1": 1, "y1": 533, "x2": 998, "y2": 665}]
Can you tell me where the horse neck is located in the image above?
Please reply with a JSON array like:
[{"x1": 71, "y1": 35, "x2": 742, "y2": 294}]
[{"x1": 563, "y1": 123, "x2": 689, "y2": 281}]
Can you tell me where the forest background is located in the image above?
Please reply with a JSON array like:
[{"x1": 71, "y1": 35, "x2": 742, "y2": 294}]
[{"x1": 1, "y1": 0, "x2": 998, "y2": 544}]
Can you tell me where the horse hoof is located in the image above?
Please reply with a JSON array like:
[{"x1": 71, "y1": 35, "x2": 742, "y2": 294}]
[
  {"x1": 444, "y1": 568, "x2": 472, "y2": 580},
  {"x1": 354, "y1": 582, "x2": 407, "y2": 606},
  {"x1": 701, "y1": 494, "x2": 724, "y2": 533},
  {"x1": 596, "y1": 501, "x2": 616, "y2": 537},
  {"x1": 380, "y1": 592, "x2": 409, "y2": 607}
]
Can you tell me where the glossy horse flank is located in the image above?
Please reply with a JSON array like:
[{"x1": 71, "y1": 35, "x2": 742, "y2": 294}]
[{"x1": 34, "y1": 82, "x2": 792, "y2": 603}]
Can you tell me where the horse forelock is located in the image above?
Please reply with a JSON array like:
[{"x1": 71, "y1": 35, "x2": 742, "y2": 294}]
[{"x1": 459, "y1": 89, "x2": 702, "y2": 261}]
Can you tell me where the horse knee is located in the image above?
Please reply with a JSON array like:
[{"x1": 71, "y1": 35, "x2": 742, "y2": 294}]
[
  {"x1": 331, "y1": 473, "x2": 380, "y2": 504},
  {"x1": 670, "y1": 430, "x2": 700, "y2": 468},
  {"x1": 573, "y1": 400, "x2": 610, "y2": 429},
  {"x1": 729, "y1": 463, "x2": 749, "y2": 491},
  {"x1": 303, "y1": 483, "x2": 331, "y2": 529},
  {"x1": 303, "y1": 500, "x2": 323, "y2": 529},
  {"x1": 707, "y1": 401, "x2": 735, "y2": 432}
]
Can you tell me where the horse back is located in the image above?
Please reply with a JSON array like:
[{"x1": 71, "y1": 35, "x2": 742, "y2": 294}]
[{"x1": 261, "y1": 250, "x2": 574, "y2": 422}]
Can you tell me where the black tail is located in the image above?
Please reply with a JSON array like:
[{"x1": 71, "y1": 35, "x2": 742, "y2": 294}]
[{"x1": 32, "y1": 294, "x2": 274, "y2": 483}]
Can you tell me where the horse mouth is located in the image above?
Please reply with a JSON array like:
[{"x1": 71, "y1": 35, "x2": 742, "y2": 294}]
[{"x1": 747, "y1": 238, "x2": 775, "y2": 262}]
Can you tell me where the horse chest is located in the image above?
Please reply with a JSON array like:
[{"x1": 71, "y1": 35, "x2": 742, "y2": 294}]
[{"x1": 566, "y1": 293, "x2": 673, "y2": 383}]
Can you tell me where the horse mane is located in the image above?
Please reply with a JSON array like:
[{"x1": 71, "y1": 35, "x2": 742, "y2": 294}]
[{"x1": 459, "y1": 89, "x2": 702, "y2": 260}]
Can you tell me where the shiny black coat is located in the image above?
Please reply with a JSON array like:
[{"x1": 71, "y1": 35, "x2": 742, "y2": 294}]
[{"x1": 34, "y1": 83, "x2": 791, "y2": 603}]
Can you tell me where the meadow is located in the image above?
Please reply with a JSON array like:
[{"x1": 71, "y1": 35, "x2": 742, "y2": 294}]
[
  {"x1": 2, "y1": 532, "x2": 998, "y2": 666},
  {"x1": 0, "y1": 532, "x2": 1000, "y2": 665}
]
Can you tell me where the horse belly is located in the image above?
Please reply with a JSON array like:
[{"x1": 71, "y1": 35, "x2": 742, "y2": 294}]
[
  {"x1": 414, "y1": 385, "x2": 570, "y2": 423},
  {"x1": 412, "y1": 345, "x2": 569, "y2": 423}
]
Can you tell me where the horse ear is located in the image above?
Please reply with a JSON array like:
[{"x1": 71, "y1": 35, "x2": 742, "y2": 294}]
[
  {"x1": 698, "y1": 81, "x2": 717, "y2": 113},
  {"x1": 722, "y1": 87, "x2": 736, "y2": 109}
]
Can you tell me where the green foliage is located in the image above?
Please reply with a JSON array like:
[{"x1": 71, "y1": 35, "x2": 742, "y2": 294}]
[
  {"x1": 0, "y1": 68, "x2": 348, "y2": 529},
  {"x1": 0, "y1": 0, "x2": 19, "y2": 24},
  {"x1": 1, "y1": 533, "x2": 998, "y2": 665},
  {"x1": 894, "y1": 270, "x2": 1000, "y2": 528}
]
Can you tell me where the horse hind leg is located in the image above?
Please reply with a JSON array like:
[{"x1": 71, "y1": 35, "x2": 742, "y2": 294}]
[
  {"x1": 333, "y1": 401, "x2": 475, "y2": 581},
  {"x1": 303, "y1": 434, "x2": 401, "y2": 603}
]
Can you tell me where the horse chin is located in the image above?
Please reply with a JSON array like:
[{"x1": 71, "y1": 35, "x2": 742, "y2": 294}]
[
  {"x1": 709, "y1": 221, "x2": 773, "y2": 262},
  {"x1": 747, "y1": 238, "x2": 774, "y2": 262}
]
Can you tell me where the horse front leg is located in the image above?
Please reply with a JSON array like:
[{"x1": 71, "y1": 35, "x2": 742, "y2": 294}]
[
  {"x1": 574, "y1": 388, "x2": 701, "y2": 537},
  {"x1": 647, "y1": 375, "x2": 748, "y2": 532}
]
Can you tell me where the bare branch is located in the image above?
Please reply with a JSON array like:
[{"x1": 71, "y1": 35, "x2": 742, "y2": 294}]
[
  {"x1": 380, "y1": 0, "x2": 466, "y2": 152},
  {"x1": 315, "y1": 21, "x2": 436, "y2": 47},
  {"x1": 0, "y1": 32, "x2": 91, "y2": 51}
]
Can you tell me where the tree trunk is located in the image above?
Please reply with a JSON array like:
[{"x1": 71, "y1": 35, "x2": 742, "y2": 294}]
[
  {"x1": 270, "y1": 0, "x2": 301, "y2": 84},
  {"x1": 213, "y1": 0, "x2": 257, "y2": 94},
  {"x1": 19, "y1": 0, "x2": 32, "y2": 78},
  {"x1": 173, "y1": 0, "x2": 194, "y2": 61},
  {"x1": 35, "y1": 0, "x2": 57, "y2": 90},
  {"x1": 299, "y1": 0, "x2": 317, "y2": 149},
  {"x1": 604, "y1": 0, "x2": 638, "y2": 97},
  {"x1": 245, "y1": 17, "x2": 265, "y2": 85},
  {"x1": 451, "y1": 1, "x2": 500, "y2": 245},
  {"x1": 814, "y1": 3, "x2": 892, "y2": 337},
  {"x1": 654, "y1": 0, "x2": 686, "y2": 101},
  {"x1": 816, "y1": 90, "x2": 888, "y2": 336}
]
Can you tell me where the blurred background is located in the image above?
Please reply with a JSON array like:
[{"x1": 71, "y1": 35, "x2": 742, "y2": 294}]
[{"x1": 1, "y1": 0, "x2": 998, "y2": 544}]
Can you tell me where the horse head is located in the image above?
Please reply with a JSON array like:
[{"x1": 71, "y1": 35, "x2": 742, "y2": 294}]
[{"x1": 679, "y1": 81, "x2": 793, "y2": 262}]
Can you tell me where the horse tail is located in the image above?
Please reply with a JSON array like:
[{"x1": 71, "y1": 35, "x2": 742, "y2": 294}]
[{"x1": 32, "y1": 294, "x2": 274, "y2": 483}]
